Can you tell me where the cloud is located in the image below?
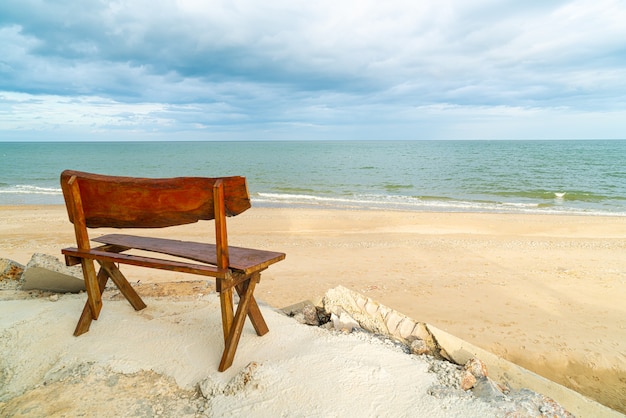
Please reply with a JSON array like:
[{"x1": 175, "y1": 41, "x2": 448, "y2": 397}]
[{"x1": 1, "y1": 0, "x2": 625, "y2": 140}]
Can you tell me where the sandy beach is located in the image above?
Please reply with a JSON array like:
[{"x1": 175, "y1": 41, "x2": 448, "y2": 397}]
[{"x1": 1, "y1": 205, "x2": 625, "y2": 413}]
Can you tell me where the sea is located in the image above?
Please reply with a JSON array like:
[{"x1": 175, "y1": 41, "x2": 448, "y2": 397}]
[{"x1": 1, "y1": 140, "x2": 625, "y2": 216}]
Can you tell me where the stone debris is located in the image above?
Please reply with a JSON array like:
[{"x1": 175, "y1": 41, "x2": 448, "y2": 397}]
[
  {"x1": 458, "y1": 358, "x2": 490, "y2": 391},
  {"x1": 471, "y1": 376, "x2": 508, "y2": 402},
  {"x1": 464, "y1": 357, "x2": 488, "y2": 378},
  {"x1": 293, "y1": 302, "x2": 331, "y2": 327},
  {"x1": 198, "y1": 362, "x2": 261, "y2": 398},
  {"x1": 460, "y1": 370, "x2": 477, "y2": 390},
  {"x1": 285, "y1": 285, "x2": 575, "y2": 418},
  {"x1": 0, "y1": 258, "x2": 25, "y2": 288},
  {"x1": 409, "y1": 338, "x2": 431, "y2": 356},
  {"x1": 197, "y1": 375, "x2": 222, "y2": 399},
  {"x1": 20, "y1": 253, "x2": 85, "y2": 293},
  {"x1": 222, "y1": 361, "x2": 261, "y2": 396},
  {"x1": 294, "y1": 303, "x2": 319, "y2": 326},
  {"x1": 321, "y1": 286, "x2": 444, "y2": 359},
  {"x1": 330, "y1": 311, "x2": 360, "y2": 332},
  {"x1": 423, "y1": 355, "x2": 465, "y2": 391},
  {"x1": 300, "y1": 303, "x2": 320, "y2": 325}
]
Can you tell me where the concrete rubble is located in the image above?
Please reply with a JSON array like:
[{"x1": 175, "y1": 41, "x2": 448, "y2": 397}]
[
  {"x1": 0, "y1": 258, "x2": 25, "y2": 283},
  {"x1": 284, "y1": 285, "x2": 620, "y2": 418},
  {"x1": 19, "y1": 253, "x2": 85, "y2": 293},
  {"x1": 321, "y1": 285, "x2": 446, "y2": 359}
]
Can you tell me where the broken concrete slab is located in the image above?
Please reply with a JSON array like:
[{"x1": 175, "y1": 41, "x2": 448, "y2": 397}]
[
  {"x1": 21, "y1": 253, "x2": 85, "y2": 293},
  {"x1": 1, "y1": 258, "x2": 26, "y2": 290},
  {"x1": 0, "y1": 258, "x2": 25, "y2": 281},
  {"x1": 322, "y1": 285, "x2": 443, "y2": 358}
]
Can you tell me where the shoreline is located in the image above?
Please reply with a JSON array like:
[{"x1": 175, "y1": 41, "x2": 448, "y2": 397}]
[
  {"x1": 2, "y1": 200, "x2": 626, "y2": 217},
  {"x1": 1, "y1": 205, "x2": 625, "y2": 412}
]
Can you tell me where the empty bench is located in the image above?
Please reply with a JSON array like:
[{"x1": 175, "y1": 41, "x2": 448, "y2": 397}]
[{"x1": 60, "y1": 170, "x2": 285, "y2": 371}]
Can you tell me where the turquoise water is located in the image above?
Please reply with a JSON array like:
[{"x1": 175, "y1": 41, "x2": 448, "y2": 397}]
[{"x1": 1, "y1": 140, "x2": 625, "y2": 215}]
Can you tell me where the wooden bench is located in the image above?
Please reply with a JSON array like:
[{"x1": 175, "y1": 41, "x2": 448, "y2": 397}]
[{"x1": 60, "y1": 170, "x2": 285, "y2": 371}]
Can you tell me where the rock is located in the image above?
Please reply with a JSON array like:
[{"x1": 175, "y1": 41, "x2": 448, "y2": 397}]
[
  {"x1": 460, "y1": 370, "x2": 477, "y2": 390},
  {"x1": 322, "y1": 286, "x2": 444, "y2": 358},
  {"x1": 471, "y1": 377, "x2": 507, "y2": 402},
  {"x1": 198, "y1": 375, "x2": 223, "y2": 398},
  {"x1": 198, "y1": 362, "x2": 261, "y2": 398},
  {"x1": 302, "y1": 304, "x2": 320, "y2": 326},
  {"x1": 330, "y1": 311, "x2": 360, "y2": 332},
  {"x1": 292, "y1": 312, "x2": 305, "y2": 324},
  {"x1": 409, "y1": 338, "x2": 431, "y2": 356},
  {"x1": 408, "y1": 323, "x2": 440, "y2": 358},
  {"x1": 463, "y1": 357, "x2": 488, "y2": 378},
  {"x1": 0, "y1": 258, "x2": 25, "y2": 281},
  {"x1": 21, "y1": 253, "x2": 86, "y2": 293},
  {"x1": 293, "y1": 304, "x2": 328, "y2": 326},
  {"x1": 280, "y1": 300, "x2": 309, "y2": 316},
  {"x1": 315, "y1": 305, "x2": 331, "y2": 325},
  {"x1": 323, "y1": 286, "x2": 387, "y2": 335},
  {"x1": 424, "y1": 355, "x2": 464, "y2": 390},
  {"x1": 223, "y1": 361, "x2": 260, "y2": 395}
]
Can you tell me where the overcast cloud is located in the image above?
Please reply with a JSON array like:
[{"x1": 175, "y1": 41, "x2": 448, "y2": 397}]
[{"x1": 1, "y1": 0, "x2": 625, "y2": 141}]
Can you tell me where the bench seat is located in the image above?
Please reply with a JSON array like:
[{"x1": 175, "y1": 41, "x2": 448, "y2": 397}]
[{"x1": 93, "y1": 234, "x2": 285, "y2": 275}]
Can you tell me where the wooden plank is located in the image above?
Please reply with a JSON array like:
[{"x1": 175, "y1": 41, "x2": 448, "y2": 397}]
[
  {"x1": 219, "y1": 278, "x2": 258, "y2": 372},
  {"x1": 97, "y1": 261, "x2": 147, "y2": 311},
  {"x1": 213, "y1": 179, "x2": 230, "y2": 270},
  {"x1": 81, "y1": 259, "x2": 102, "y2": 320},
  {"x1": 236, "y1": 276, "x2": 269, "y2": 336},
  {"x1": 92, "y1": 234, "x2": 285, "y2": 275},
  {"x1": 220, "y1": 284, "x2": 234, "y2": 343},
  {"x1": 66, "y1": 175, "x2": 103, "y2": 319},
  {"x1": 62, "y1": 247, "x2": 224, "y2": 277},
  {"x1": 74, "y1": 267, "x2": 109, "y2": 336},
  {"x1": 60, "y1": 170, "x2": 251, "y2": 228},
  {"x1": 67, "y1": 176, "x2": 91, "y2": 250},
  {"x1": 64, "y1": 244, "x2": 128, "y2": 266}
]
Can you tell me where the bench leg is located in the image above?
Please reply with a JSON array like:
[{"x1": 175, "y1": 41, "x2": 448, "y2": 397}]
[
  {"x1": 219, "y1": 277, "x2": 258, "y2": 372},
  {"x1": 235, "y1": 276, "x2": 268, "y2": 337},
  {"x1": 81, "y1": 258, "x2": 102, "y2": 320},
  {"x1": 74, "y1": 267, "x2": 109, "y2": 336},
  {"x1": 74, "y1": 263, "x2": 147, "y2": 336},
  {"x1": 220, "y1": 284, "x2": 235, "y2": 342},
  {"x1": 98, "y1": 261, "x2": 147, "y2": 311}
]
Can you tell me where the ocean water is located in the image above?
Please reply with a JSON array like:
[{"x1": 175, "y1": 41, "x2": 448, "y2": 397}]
[{"x1": 1, "y1": 140, "x2": 625, "y2": 216}]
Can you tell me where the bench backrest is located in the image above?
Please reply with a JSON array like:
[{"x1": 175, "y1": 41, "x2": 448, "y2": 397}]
[{"x1": 60, "y1": 170, "x2": 251, "y2": 229}]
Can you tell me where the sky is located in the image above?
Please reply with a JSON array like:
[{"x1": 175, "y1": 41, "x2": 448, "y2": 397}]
[{"x1": 1, "y1": 0, "x2": 625, "y2": 141}]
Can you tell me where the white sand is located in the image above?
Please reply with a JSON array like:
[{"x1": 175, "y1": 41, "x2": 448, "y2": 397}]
[{"x1": 1, "y1": 290, "x2": 526, "y2": 417}]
